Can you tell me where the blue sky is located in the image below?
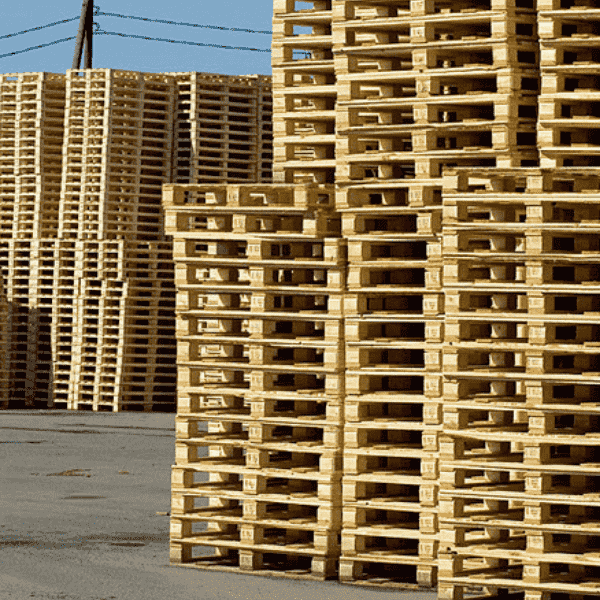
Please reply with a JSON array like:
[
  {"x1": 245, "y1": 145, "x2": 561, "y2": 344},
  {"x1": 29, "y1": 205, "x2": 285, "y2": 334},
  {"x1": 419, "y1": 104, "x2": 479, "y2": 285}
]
[{"x1": 0, "y1": 1, "x2": 273, "y2": 76}]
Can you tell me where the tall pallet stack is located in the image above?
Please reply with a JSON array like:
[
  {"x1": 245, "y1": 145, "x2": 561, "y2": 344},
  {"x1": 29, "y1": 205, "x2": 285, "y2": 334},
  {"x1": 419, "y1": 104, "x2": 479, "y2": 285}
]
[
  {"x1": 170, "y1": 73, "x2": 273, "y2": 185},
  {"x1": 51, "y1": 69, "x2": 178, "y2": 411},
  {"x1": 0, "y1": 72, "x2": 66, "y2": 407},
  {"x1": 272, "y1": 0, "x2": 337, "y2": 184},
  {"x1": 537, "y1": 0, "x2": 600, "y2": 169},
  {"x1": 439, "y1": 168, "x2": 600, "y2": 600},
  {"x1": 165, "y1": 183, "x2": 345, "y2": 579},
  {"x1": 332, "y1": 2, "x2": 439, "y2": 587},
  {"x1": 331, "y1": 0, "x2": 536, "y2": 587}
]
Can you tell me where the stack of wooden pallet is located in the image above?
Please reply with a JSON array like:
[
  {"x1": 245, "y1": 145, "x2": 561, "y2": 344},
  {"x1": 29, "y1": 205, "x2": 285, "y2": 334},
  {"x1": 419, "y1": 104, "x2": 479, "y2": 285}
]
[
  {"x1": 171, "y1": 72, "x2": 273, "y2": 185},
  {"x1": 439, "y1": 167, "x2": 600, "y2": 600},
  {"x1": 537, "y1": 0, "x2": 600, "y2": 169},
  {"x1": 49, "y1": 69, "x2": 178, "y2": 411},
  {"x1": 0, "y1": 68, "x2": 273, "y2": 412},
  {"x1": 0, "y1": 72, "x2": 66, "y2": 407},
  {"x1": 165, "y1": 183, "x2": 346, "y2": 579},
  {"x1": 338, "y1": 182, "x2": 443, "y2": 588}
]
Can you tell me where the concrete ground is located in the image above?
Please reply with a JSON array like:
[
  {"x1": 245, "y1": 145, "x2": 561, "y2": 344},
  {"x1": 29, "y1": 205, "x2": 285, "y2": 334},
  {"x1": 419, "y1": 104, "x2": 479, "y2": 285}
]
[{"x1": 0, "y1": 410, "x2": 437, "y2": 600}]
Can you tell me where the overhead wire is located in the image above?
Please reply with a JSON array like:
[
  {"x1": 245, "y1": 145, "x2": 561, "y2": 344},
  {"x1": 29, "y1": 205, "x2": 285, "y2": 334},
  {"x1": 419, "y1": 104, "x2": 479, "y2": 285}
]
[
  {"x1": 94, "y1": 9, "x2": 273, "y2": 35},
  {"x1": 0, "y1": 16, "x2": 79, "y2": 40},
  {"x1": 97, "y1": 30, "x2": 270, "y2": 53},
  {"x1": 0, "y1": 36, "x2": 76, "y2": 59},
  {"x1": 0, "y1": 9, "x2": 285, "y2": 59}
]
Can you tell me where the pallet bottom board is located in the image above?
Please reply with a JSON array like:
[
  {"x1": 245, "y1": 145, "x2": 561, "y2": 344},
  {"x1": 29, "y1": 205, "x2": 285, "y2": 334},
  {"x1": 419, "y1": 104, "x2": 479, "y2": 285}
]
[
  {"x1": 339, "y1": 579, "x2": 434, "y2": 591},
  {"x1": 170, "y1": 560, "x2": 436, "y2": 588},
  {"x1": 169, "y1": 560, "x2": 336, "y2": 581}
]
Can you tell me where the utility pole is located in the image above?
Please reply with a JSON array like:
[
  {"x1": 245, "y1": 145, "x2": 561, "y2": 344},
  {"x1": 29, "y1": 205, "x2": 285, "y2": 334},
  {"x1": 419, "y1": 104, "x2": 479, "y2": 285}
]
[
  {"x1": 72, "y1": 0, "x2": 94, "y2": 69},
  {"x1": 83, "y1": 0, "x2": 93, "y2": 68}
]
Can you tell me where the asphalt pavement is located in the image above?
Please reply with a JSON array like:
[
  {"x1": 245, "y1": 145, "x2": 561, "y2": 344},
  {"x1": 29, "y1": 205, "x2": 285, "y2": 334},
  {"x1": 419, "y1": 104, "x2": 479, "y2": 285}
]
[{"x1": 0, "y1": 410, "x2": 437, "y2": 600}]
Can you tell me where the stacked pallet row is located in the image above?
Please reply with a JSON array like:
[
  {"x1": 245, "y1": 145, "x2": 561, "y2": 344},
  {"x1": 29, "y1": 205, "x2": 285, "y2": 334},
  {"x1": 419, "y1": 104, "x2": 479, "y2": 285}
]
[
  {"x1": 0, "y1": 272, "x2": 11, "y2": 409},
  {"x1": 272, "y1": 0, "x2": 337, "y2": 184},
  {"x1": 165, "y1": 183, "x2": 345, "y2": 579},
  {"x1": 0, "y1": 72, "x2": 66, "y2": 407},
  {"x1": 439, "y1": 168, "x2": 600, "y2": 600},
  {"x1": 57, "y1": 69, "x2": 176, "y2": 242},
  {"x1": 49, "y1": 238, "x2": 177, "y2": 412},
  {"x1": 48, "y1": 69, "x2": 177, "y2": 411},
  {"x1": 170, "y1": 73, "x2": 273, "y2": 186},
  {"x1": 537, "y1": 0, "x2": 600, "y2": 168},
  {"x1": 333, "y1": 0, "x2": 539, "y2": 191}
]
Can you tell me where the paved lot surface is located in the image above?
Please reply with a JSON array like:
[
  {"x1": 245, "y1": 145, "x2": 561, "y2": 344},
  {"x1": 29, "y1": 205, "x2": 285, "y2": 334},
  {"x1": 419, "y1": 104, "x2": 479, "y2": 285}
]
[{"x1": 0, "y1": 410, "x2": 437, "y2": 600}]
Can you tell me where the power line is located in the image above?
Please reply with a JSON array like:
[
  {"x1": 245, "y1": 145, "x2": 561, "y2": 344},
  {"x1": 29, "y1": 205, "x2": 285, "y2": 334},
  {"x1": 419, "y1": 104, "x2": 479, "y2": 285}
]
[
  {"x1": 0, "y1": 36, "x2": 76, "y2": 59},
  {"x1": 0, "y1": 10, "x2": 272, "y2": 44},
  {"x1": 96, "y1": 10, "x2": 273, "y2": 35},
  {"x1": 0, "y1": 17, "x2": 79, "y2": 40},
  {"x1": 0, "y1": 29, "x2": 274, "y2": 59},
  {"x1": 98, "y1": 30, "x2": 271, "y2": 53},
  {"x1": 0, "y1": 9, "x2": 276, "y2": 60}
]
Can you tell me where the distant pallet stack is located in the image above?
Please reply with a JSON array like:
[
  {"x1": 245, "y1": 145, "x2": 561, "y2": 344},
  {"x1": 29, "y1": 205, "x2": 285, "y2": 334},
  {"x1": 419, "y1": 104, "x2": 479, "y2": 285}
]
[
  {"x1": 0, "y1": 68, "x2": 274, "y2": 412},
  {"x1": 50, "y1": 239, "x2": 177, "y2": 412},
  {"x1": 170, "y1": 72, "x2": 273, "y2": 185},
  {"x1": 118, "y1": 241, "x2": 177, "y2": 412},
  {"x1": 537, "y1": 0, "x2": 600, "y2": 168},
  {"x1": 58, "y1": 69, "x2": 176, "y2": 241},
  {"x1": 0, "y1": 72, "x2": 66, "y2": 407},
  {"x1": 51, "y1": 239, "x2": 125, "y2": 410},
  {"x1": 0, "y1": 72, "x2": 65, "y2": 242},
  {"x1": 0, "y1": 272, "x2": 11, "y2": 409},
  {"x1": 164, "y1": 183, "x2": 345, "y2": 580},
  {"x1": 439, "y1": 168, "x2": 600, "y2": 600},
  {"x1": 272, "y1": 0, "x2": 337, "y2": 184},
  {"x1": 47, "y1": 69, "x2": 179, "y2": 411}
]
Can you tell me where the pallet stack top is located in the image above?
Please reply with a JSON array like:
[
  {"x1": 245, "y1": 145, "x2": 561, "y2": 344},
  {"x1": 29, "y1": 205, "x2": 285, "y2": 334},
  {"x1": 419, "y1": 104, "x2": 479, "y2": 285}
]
[
  {"x1": 169, "y1": 71, "x2": 273, "y2": 186},
  {"x1": 538, "y1": 0, "x2": 600, "y2": 170},
  {"x1": 272, "y1": 0, "x2": 337, "y2": 185}
]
